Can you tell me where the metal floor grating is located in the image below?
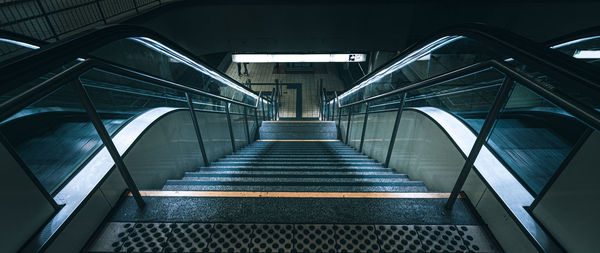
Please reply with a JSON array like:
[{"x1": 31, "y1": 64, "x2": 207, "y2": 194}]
[{"x1": 87, "y1": 222, "x2": 498, "y2": 252}]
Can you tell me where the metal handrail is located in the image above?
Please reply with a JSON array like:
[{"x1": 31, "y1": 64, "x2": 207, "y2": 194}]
[
  {"x1": 335, "y1": 59, "x2": 600, "y2": 133},
  {"x1": 0, "y1": 58, "x2": 261, "y2": 124},
  {"x1": 332, "y1": 24, "x2": 600, "y2": 106},
  {"x1": 0, "y1": 24, "x2": 261, "y2": 99},
  {"x1": 330, "y1": 58, "x2": 600, "y2": 253},
  {"x1": 0, "y1": 57, "x2": 267, "y2": 209}
]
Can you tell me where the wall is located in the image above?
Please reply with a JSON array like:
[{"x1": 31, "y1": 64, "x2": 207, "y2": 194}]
[
  {"x1": 350, "y1": 109, "x2": 538, "y2": 252},
  {"x1": 43, "y1": 109, "x2": 257, "y2": 252},
  {"x1": 0, "y1": 140, "x2": 56, "y2": 253},
  {"x1": 532, "y1": 131, "x2": 600, "y2": 252}
]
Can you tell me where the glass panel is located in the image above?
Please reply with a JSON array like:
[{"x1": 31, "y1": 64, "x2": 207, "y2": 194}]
[
  {"x1": 552, "y1": 35, "x2": 600, "y2": 67},
  {"x1": 229, "y1": 103, "x2": 248, "y2": 148},
  {"x1": 338, "y1": 36, "x2": 501, "y2": 106},
  {"x1": 0, "y1": 84, "x2": 104, "y2": 194},
  {"x1": 79, "y1": 68, "x2": 189, "y2": 133},
  {"x1": 486, "y1": 82, "x2": 590, "y2": 195},
  {"x1": 89, "y1": 37, "x2": 258, "y2": 106},
  {"x1": 403, "y1": 68, "x2": 506, "y2": 133}
]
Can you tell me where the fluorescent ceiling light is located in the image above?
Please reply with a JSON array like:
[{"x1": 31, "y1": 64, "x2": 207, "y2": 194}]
[
  {"x1": 0, "y1": 38, "x2": 39, "y2": 49},
  {"x1": 551, "y1": 35, "x2": 600, "y2": 49},
  {"x1": 232, "y1": 53, "x2": 367, "y2": 63},
  {"x1": 573, "y1": 50, "x2": 600, "y2": 59}
]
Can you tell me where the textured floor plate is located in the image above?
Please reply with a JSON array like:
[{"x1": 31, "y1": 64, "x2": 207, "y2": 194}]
[{"x1": 87, "y1": 223, "x2": 498, "y2": 252}]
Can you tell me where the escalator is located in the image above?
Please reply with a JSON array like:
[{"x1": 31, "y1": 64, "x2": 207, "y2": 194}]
[
  {"x1": 0, "y1": 24, "x2": 599, "y2": 253},
  {"x1": 327, "y1": 25, "x2": 600, "y2": 253}
]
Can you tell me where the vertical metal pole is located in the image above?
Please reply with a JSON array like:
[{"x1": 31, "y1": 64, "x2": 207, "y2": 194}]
[
  {"x1": 72, "y1": 80, "x2": 144, "y2": 208},
  {"x1": 337, "y1": 102, "x2": 342, "y2": 127},
  {"x1": 271, "y1": 88, "x2": 276, "y2": 120},
  {"x1": 359, "y1": 102, "x2": 370, "y2": 153},
  {"x1": 384, "y1": 93, "x2": 407, "y2": 168},
  {"x1": 225, "y1": 103, "x2": 236, "y2": 152},
  {"x1": 261, "y1": 99, "x2": 266, "y2": 121},
  {"x1": 345, "y1": 105, "x2": 353, "y2": 145},
  {"x1": 186, "y1": 93, "x2": 209, "y2": 167},
  {"x1": 445, "y1": 78, "x2": 514, "y2": 210},
  {"x1": 243, "y1": 106, "x2": 251, "y2": 144}
]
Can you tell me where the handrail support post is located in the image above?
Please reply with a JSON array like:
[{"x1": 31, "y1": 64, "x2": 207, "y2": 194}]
[
  {"x1": 384, "y1": 93, "x2": 407, "y2": 168},
  {"x1": 445, "y1": 77, "x2": 514, "y2": 210},
  {"x1": 225, "y1": 103, "x2": 236, "y2": 152},
  {"x1": 72, "y1": 80, "x2": 144, "y2": 208},
  {"x1": 345, "y1": 105, "x2": 353, "y2": 144},
  {"x1": 359, "y1": 102, "x2": 370, "y2": 153},
  {"x1": 185, "y1": 92, "x2": 209, "y2": 167}
]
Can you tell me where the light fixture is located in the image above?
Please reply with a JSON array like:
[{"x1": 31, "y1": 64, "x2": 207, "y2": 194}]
[
  {"x1": 231, "y1": 53, "x2": 367, "y2": 63},
  {"x1": 573, "y1": 50, "x2": 600, "y2": 59},
  {"x1": 0, "y1": 38, "x2": 40, "y2": 49}
]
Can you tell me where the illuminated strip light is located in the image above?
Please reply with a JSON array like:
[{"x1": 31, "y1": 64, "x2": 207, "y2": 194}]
[
  {"x1": 0, "y1": 38, "x2": 40, "y2": 49},
  {"x1": 572, "y1": 50, "x2": 600, "y2": 59},
  {"x1": 131, "y1": 37, "x2": 259, "y2": 100},
  {"x1": 337, "y1": 36, "x2": 464, "y2": 101},
  {"x1": 231, "y1": 53, "x2": 367, "y2": 63},
  {"x1": 550, "y1": 35, "x2": 600, "y2": 49}
]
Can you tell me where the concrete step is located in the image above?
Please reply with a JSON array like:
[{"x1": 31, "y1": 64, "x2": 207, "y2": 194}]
[
  {"x1": 179, "y1": 176, "x2": 411, "y2": 183},
  {"x1": 259, "y1": 121, "x2": 337, "y2": 140},
  {"x1": 185, "y1": 171, "x2": 404, "y2": 177},
  {"x1": 209, "y1": 161, "x2": 383, "y2": 167},
  {"x1": 217, "y1": 158, "x2": 376, "y2": 162},
  {"x1": 224, "y1": 154, "x2": 369, "y2": 158},
  {"x1": 194, "y1": 167, "x2": 394, "y2": 172},
  {"x1": 165, "y1": 179, "x2": 425, "y2": 187},
  {"x1": 162, "y1": 184, "x2": 428, "y2": 192},
  {"x1": 233, "y1": 151, "x2": 360, "y2": 155}
]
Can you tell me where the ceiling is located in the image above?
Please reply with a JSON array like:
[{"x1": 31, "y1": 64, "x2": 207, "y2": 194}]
[{"x1": 126, "y1": 1, "x2": 600, "y2": 57}]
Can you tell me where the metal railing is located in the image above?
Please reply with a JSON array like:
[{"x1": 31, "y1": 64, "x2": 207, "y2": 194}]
[
  {"x1": 324, "y1": 58, "x2": 600, "y2": 253},
  {"x1": 0, "y1": 57, "x2": 273, "y2": 209}
]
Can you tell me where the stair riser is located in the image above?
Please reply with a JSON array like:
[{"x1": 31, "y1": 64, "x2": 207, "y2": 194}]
[
  {"x1": 162, "y1": 185, "x2": 428, "y2": 192},
  {"x1": 185, "y1": 172, "x2": 405, "y2": 177},
  {"x1": 180, "y1": 177, "x2": 411, "y2": 183}
]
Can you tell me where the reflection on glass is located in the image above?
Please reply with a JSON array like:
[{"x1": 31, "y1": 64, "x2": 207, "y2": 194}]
[
  {"x1": 552, "y1": 35, "x2": 600, "y2": 67},
  {"x1": 403, "y1": 68, "x2": 506, "y2": 133},
  {"x1": 79, "y1": 68, "x2": 189, "y2": 133},
  {"x1": 486, "y1": 83, "x2": 589, "y2": 194},
  {"x1": 89, "y1": 37, "x2": 257, "y2": 106},
  {"x1": 338, "y1": 36, "x2": 501, "y2": 106},
  {"x1": 0, "y1": 84, "x2": 105, "y2": 194}
]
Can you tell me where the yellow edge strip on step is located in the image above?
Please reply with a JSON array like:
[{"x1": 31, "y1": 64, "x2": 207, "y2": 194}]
[
  {"x1": 262, "y1": 121, "x2": 335, "y2": 123},
  {"x1": 130, "y1": 191, "x2": 460, "y2": 199},
  {"x1": 257, "y1": 139, "x2": 340, "y2": 142}
]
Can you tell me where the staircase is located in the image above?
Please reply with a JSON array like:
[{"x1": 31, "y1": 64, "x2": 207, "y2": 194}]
[
  {"x1": 163, "y1": 121, "x2": 428, "y2": 192},
  {"x1": 87, "y1": 120, "x2": 499, "y2": 253}
]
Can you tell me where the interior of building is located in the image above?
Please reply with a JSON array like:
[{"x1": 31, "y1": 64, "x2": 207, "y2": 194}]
[{"x1": 1, "y1": 1, "x2": 599, "y2": 252}]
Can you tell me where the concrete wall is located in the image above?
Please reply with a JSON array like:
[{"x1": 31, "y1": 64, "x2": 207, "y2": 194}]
[
  {"x1": 532, "y1": 131, "x2": 600, "y2": 252},
  {"x1": 340, "y1": 109, "x2": 538, "y2": 252},
  {"x1": 0, "y1": 140, "x2": 56, "y2": 253},
  {"x1": 43, "y1": 109, "x2": 257, "y2": 252}
]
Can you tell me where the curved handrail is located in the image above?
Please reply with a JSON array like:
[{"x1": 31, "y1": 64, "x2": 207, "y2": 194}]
[
  {"x1": 335, "y1": 23, "x2": 600, "y2": 104},
  {"x1": 336, "y1": 59, "x2": 600, "y2": 133},
  {"x1": 0, "y1": 58, "x2": 260, "y2": 124},
  {"x1": 0, "y1": 24, "x2": 260, "y2": 99}
]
